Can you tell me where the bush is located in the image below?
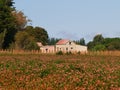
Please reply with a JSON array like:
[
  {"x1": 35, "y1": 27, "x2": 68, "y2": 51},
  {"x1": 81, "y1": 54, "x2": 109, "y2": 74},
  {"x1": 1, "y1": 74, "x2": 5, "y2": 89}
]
[
  {"x1": 92, "y1": 44, "x2": 106, "y2": 51},
  {"x1": 77, "y1": 51, "x2": 81, "y2": 55},
  {"x1": 56, "y1": 51, "x2": 63, "y2": 55},
  {"x1": 66, "y1": 51, "x2": 72, "y2": 55}
]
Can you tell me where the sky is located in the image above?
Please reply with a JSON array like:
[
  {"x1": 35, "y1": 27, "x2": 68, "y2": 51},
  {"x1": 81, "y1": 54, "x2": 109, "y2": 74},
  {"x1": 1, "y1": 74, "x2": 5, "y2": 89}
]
[{"x1": 14, "y1": 0, "x2": 120, "y2": 42}]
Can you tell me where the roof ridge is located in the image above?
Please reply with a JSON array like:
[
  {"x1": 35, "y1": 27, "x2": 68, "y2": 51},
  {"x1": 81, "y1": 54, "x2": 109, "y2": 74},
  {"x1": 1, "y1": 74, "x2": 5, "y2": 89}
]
[{"x1": 56, "y1": 39, "x2": 70, "y2": 45}]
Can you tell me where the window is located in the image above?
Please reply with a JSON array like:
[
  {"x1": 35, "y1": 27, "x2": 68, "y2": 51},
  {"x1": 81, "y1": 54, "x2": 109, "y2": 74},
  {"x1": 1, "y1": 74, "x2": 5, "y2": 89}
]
[
  {"x1": 71, "y1": 47, "x2": 73, "y2": 49},
  {"x1": 69, "y1": 42, "x2": 71, "y2": 45},
  {"x1": 45, "y1": 48, "x2": 48, "y2": 53},
  {"x1": 66, "y1": 48, "x2": 68, "y2": 51}
]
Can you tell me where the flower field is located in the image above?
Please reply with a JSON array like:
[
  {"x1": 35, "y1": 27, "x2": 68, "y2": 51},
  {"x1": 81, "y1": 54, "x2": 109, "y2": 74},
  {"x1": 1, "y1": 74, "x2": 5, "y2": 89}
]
[{"x1": 0, "y1": 52, "x2": 120, "y2": 90}]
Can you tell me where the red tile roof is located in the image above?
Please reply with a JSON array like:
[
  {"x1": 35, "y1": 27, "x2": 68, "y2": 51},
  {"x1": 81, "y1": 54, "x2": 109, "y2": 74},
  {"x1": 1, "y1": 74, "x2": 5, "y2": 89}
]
[{"x1": 56, "y1": 39, "x2": 69, "y2": 45}]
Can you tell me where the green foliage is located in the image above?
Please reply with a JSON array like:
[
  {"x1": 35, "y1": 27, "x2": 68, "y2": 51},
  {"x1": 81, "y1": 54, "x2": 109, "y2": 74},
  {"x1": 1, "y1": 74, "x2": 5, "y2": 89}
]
[
  {"x1": 48, "y1": 38, "x2": 61, "y2": 45},
  {"x1": 56, "y1": 51, "x2": 63, "y2": 55},
  {"x1": 0, "y1": 0, "x2": 14, "y2": 7},
  {"x1": 54, "y1": 59, "x2": 65, "y2": 64},
  {"x1": 92, "y1": 44, "x2": 106, "y2": 51},
  {"x1": 0, "y1": 0, "x2": 17, "y2": 49},
  {"x1": 40, "y1": 69, "x2": 51, "y2": 78},
  {"x1": 74, "y1": 38, "x2": 86, "y2": 45},
  {"x1": 93, "y1": 34, "x2": 104, "y2": 44},
  {"x1": 15, "y1": 31, "x2": 39, "y2": 50},
  {"x1": 25, "y1": 26, "x2": 49, "y2": 45},
  {"x1": 0, "y1": 30, "x2": 6, "y2": 49},
  {"x1": 66, "y1": 51, "x2": 72, "y2": 55},
  {"x1": 77, "y1": 51, "x2": 81, "y2": 55},
  {"x1": 104, "y1": 38, "x2": 120, "y2": 50},
  {"x1": 80, "y1": 38, "x2": 85, "y2": 45},
  {"x1": 87, "y1": 34, "x2": 120, "y2": 51}
]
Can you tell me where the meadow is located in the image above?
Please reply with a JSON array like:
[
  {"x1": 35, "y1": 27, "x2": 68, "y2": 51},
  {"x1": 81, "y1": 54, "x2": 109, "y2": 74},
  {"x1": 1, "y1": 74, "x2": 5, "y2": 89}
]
[{"x1": 0, "y1": 51, "x2": 120, "y2": 90}]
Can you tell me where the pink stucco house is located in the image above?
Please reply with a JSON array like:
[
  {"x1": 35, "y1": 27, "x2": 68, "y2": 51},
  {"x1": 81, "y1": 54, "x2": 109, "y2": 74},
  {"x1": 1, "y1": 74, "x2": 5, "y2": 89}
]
[{"x1": 39, "y1": 39, "x2": 87, "y2": 53}]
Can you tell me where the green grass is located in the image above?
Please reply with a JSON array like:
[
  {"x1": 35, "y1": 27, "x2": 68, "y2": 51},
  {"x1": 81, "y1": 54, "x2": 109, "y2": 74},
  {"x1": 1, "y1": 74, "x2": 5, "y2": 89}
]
[{"x1": 0, "y1": 53, "x2": 120, "y2": 89}]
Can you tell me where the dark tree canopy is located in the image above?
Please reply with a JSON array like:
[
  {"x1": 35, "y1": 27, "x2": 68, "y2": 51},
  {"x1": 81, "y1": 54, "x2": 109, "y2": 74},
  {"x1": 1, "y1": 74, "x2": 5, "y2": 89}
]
[
  {"x1": 25, "y1": 26, "x2": 49, "y2": 45},
  {"x1": 48, "y1": 38, "x2": 61, "y2": 45},
  {"x1": 0, "y1": 0, "x2": 17, "y2": 49},
  {"x1": 74, "y1": 38, "x2": 86, "y2": 45},
  {"x1": 0, "y1": 0, "x2": 14, "y2": 7},
  {"x1": 93, "y1": 34, "x2": 104, "y2": 44}
]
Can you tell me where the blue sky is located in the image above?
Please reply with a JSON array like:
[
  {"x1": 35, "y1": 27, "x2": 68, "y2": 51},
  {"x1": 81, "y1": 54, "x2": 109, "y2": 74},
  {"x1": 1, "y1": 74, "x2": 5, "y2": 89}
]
[{"x1": 14, "y1": 0, "x2": 120, "y2": 42}]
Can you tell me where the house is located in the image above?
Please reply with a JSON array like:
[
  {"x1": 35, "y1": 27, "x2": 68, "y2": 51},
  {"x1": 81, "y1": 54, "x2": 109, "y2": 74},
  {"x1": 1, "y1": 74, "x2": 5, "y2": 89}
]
[
  {"x1": 39, "y1": 39, "x2": 87, "y2": 53},
  {"x1": 56, "y1": 39, "x2": 87, "y2": 53}
]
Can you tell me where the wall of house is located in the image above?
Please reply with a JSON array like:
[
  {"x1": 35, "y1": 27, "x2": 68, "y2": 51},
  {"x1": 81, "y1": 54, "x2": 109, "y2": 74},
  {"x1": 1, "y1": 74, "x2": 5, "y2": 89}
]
[
  {"x1": 56, "y1": 45, "x2": 87, "y2": 53},
  {"x1": 75, "y1": 45, "x2": 87, "y2": 53},
  {"x1": 55, "y1": 45, "x2": 74, "y2": 53},
  {"x1": 40, "y1": 46, "x2": 55, "y2": 53}
]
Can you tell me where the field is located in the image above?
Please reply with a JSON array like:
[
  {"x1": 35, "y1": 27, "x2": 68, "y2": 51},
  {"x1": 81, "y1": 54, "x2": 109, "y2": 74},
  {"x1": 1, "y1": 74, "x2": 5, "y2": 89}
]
[{"x1": 0, "y1": 51, "x2": 120, "y2": 90}]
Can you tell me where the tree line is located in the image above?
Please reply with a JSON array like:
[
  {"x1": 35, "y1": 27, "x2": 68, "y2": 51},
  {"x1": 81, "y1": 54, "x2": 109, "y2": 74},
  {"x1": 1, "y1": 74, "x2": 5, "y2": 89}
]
[
  {"x1": 0, "y1": 0, "x2": 48, "y2": 50},
  {"x1": 87, "y1": 34, "x2": 120, "y2": 51},
  {"x1": 0, "y1": 0, "x2": 120, "y2": 51}
]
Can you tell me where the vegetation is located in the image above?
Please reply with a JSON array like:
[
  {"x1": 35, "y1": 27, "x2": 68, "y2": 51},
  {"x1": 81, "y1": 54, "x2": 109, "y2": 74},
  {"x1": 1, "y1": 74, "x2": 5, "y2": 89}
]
[
  {"x1": 74, "y1": 38, "x2": 86, "y2": 46},
  {"x1": 56, "y1": 51, "x2": 63, "y2": 55},
  {"x1": 0, "y1": 0, "x2": 48, "y2": 50},
  {"x1": 48, "y1": 38, "x2": 61, "y2": 45},
  {"x1": 0, "y1": 52, "x2": 120, "y2": 89},
  {"x1": 25, "y1": 26, "x2": 48, "y2": 45},
  {"x1": 0, "y1": 0, "x2": 17, "y2": 49},
  {"x1": 15, "y1": 31, "x2": 39, "y2": 50},
  {"x1": 87, "y1": 34, "x2": 120, "y2": 51}
]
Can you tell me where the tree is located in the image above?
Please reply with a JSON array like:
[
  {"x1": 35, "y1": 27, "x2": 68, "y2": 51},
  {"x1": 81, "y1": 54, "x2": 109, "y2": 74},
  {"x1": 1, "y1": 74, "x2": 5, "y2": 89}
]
[
  {"x1": 87, "y1": 34, "x2": 120, "y2": 51},
  {"x1": 15, "y1": 31, "x2": 39, "y2": 50},
  {"x1": 12, "y1": 11, "x2": 29, "y2": 30},
  {"x1": 48, "y1": 38, "x2": 60, "y2": 45},
  {"x1": 92, "y1": 44, "x2": 106, "y2": 51},
  {"x1": 87, "y1": 41, "x2": 95, "y2": 50},
  {"x1": 0, "y1": 0, "x2": 17, "y2": 49},
  {"x1": 25, "y1": 26, "x2": 49, "y2": 45},
  {"x1": 93, "y1": 34, "x2": 104, "y2": 44},
  {"x1": 74, "y1": 38, "x2": 86, "y2": 45},
  {"x1": 0, "y1": 30, "x2": 7, "y2": 49},
  {"x1": 0, "y1": 0, "x2": 14, "y2": 7},
  {"x1": 107, "y1": 40, "x2": 120, "y2": 50},
  {"x1": 80, "y1": 38, "x2": 85, "y2": 45},
  {"x1": 87, "y1": 34, "x2": 105, "y2": 51}
]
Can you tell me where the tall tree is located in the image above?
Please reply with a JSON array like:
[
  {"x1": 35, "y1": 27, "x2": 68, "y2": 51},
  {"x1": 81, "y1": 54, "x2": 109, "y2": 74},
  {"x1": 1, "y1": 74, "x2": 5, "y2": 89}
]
[
  {"x1": 0, "y1": 0, "x2": 17, "y2": 49},
  {"x1": 93, "y1": 34, "x2": 104, "y2": 44},
  {"x1": 80, "y1": 38, "x2": 85, "y2": 45},
  {"x1": 25, "y1": 26, "x2": 49, "y2": 45},
  {"x1": 48, "y1": 38, "x2": 61, "y2": 45}
]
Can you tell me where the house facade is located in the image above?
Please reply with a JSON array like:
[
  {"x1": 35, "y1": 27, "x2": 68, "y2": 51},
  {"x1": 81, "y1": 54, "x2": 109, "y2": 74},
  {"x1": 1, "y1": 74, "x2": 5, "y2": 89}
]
[{"x1": 39, "y1": 39, "x2": 87, "y2": 53}]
